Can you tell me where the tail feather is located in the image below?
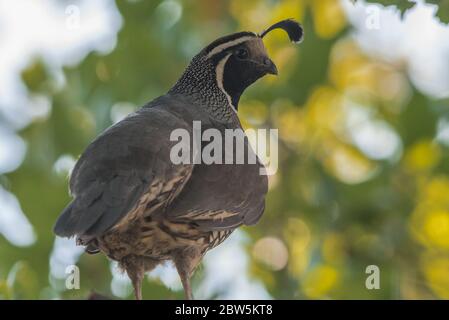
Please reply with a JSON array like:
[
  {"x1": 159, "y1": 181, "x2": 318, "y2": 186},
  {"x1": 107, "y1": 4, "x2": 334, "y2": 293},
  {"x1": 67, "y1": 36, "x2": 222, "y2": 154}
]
[
  {"x1": 54, "y1": 195, "x2": 106, "y2": 238},
  {"x1": 53, "y1": 200, "x2": 77, "y2": 237},
  {"x1": 54, "y1": 199, "x2": 104, "y2": 238}
]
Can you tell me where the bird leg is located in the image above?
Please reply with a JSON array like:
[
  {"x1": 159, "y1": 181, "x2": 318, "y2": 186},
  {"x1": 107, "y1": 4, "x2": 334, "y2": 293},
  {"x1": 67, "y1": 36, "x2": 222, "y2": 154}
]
[
  {"x1": 176, "y1": 266, "x2": 193, "y2": 300},
  {"x1": 130, "y1": 270, "x2": 144, "y2": 300},
  {"x1": 121, "y1": 255, "x2": 145, "y2": 300},
  {"x1": 173, "y1": 247, "x2": 202, "y2": 300}
]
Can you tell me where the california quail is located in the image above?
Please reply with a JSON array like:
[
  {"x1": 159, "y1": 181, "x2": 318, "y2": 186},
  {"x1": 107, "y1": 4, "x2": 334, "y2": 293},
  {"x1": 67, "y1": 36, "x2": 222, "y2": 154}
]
[{"x1": 54, "y1": 19, "x2": 303, "y2": 300}]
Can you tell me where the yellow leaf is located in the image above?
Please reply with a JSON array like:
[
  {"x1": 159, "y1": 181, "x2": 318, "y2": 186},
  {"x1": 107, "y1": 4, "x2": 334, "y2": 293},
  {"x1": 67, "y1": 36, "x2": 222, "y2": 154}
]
[
  {"x1": 302, "y1": 265, "x2": 340, "y2": 298},
  {"x1": 310, "y1": 0, "x2": 346, "y2": 39},
  {"x1": 404, "y1": 140, "x2": 441, "y2": 172}
]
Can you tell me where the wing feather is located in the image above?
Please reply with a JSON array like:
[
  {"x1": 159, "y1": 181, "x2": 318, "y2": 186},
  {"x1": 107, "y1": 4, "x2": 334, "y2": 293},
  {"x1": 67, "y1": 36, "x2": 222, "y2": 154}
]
[
  {"x1": 165, "y1": 134, "x2": 268, "y2": 231},
  {"x1": 54, "y1": 101, "x2": 194, "y2": 238}
]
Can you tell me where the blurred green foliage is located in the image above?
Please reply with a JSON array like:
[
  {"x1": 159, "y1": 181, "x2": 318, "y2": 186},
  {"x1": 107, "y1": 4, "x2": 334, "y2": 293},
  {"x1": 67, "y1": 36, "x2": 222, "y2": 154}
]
[
  {"x1": 1, "y1": 0, "x2": 449, "y2": 300},
  {"x1": 354, "y1": 0, "x2": 449, "y2": 22}
]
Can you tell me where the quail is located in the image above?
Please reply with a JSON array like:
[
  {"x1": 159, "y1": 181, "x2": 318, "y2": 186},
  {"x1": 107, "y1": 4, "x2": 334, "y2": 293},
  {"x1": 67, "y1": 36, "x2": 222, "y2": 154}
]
[{"x1": 54, "y1": 19, "x2": 303, "y2": 300}]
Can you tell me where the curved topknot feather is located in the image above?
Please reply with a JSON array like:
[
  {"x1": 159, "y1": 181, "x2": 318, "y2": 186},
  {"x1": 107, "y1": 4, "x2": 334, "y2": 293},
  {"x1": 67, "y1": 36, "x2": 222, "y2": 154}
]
[{"x1": 259, "y1": 18, "x2": 304, "y2": 43}]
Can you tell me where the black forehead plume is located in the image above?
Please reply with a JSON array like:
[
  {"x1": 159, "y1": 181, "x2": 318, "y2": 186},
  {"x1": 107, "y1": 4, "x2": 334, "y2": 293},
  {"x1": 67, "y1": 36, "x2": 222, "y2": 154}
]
[
  {"x1": 203, "y1": 31, "x2": 256, "y2": 54},
  {"x1": 259, "y1": 19, "x2": 303, "y2": 43}
]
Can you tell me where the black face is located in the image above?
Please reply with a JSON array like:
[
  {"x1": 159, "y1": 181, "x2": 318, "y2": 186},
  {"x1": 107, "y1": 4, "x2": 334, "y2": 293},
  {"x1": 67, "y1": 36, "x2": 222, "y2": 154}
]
[
  {"x1": 220, "y1": 40, "x2": 277, "y2": 109},
  {"x1": 196, "y1": 20, "x2": 302, "y2": 112}
]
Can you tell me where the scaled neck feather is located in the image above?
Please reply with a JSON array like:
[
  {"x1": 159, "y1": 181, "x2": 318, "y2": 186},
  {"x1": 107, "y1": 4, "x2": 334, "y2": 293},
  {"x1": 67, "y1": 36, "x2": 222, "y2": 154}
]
[{"x1": 169, "y1": 55, "x2": 237, "y2": 123}]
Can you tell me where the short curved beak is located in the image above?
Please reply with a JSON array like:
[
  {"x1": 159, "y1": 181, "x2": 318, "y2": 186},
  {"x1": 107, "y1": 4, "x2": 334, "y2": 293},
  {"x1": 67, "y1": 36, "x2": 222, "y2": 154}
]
[{"x1": 264, "y1": 58, "x2": 278, "y2": 75}]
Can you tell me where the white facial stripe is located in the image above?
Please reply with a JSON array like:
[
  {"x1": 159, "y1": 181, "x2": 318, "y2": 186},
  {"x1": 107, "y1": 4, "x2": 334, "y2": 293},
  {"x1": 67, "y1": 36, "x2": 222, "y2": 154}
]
[
  {"x1": 215, "y1": 53, "x2": 236, "y2": 113},
  {"x1": 207, "y1": 36, "x2": 256, "y2": 58}
]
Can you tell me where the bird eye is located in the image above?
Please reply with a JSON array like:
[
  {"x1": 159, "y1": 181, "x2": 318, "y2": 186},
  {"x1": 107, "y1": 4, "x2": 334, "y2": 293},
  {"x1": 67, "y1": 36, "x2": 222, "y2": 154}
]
[{"x1": 235, "y1": 48, "x2": 248, "y2": 60}]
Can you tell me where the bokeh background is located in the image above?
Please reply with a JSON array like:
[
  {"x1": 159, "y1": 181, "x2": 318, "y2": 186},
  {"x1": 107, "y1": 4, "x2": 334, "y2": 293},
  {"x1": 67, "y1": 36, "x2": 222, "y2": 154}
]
[{"x1": 1, "y1": 0, "x2": 449, "y2": 299}]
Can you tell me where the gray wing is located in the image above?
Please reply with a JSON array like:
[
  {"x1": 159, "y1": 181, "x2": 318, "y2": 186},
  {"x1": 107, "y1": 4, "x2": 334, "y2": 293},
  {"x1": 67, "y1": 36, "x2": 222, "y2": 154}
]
[
  {"x1": 166, "y1": 135, "x2": 268, "y2": 231},
  {"x1": 54, "y1": 103, "x2": 194, "y2": 238}
]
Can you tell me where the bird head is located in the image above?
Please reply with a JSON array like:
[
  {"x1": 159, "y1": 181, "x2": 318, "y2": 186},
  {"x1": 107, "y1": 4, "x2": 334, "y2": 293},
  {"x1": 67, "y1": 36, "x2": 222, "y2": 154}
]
[
  {"x1": 170, "y1": 19, "x2": 303, "y2": 115},
  {"x1": 201, "y1": 19, "x2": 303, "y2": 107}
]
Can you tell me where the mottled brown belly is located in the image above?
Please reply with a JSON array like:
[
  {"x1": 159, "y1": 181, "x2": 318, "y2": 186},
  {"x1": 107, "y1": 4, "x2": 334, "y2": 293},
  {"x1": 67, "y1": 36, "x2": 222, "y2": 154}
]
[{"x1": 97, "y1": 215, "x2": 232, "y2": 262}]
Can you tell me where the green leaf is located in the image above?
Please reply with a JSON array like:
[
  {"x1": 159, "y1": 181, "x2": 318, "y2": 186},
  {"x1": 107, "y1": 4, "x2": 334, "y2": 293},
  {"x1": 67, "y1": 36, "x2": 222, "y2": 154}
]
[
  {"x1": 20, "y1": 58, "x2": 50, "y2": 93},
  {"x1": 7, "y1": 261, "x2": 39, "y2": 299},
  {"x1": 425, "y1": 0, "x2": 449, "y2": 23},
  {"x1": 361, "y1": 0, "x2": 416, "y2": 17},
  {"x1": 353, "y1": 0, "x2": 449, "y2": 24},
  {"x1": 0, "y1": 279, "x2": 13, "y2": 300}
]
